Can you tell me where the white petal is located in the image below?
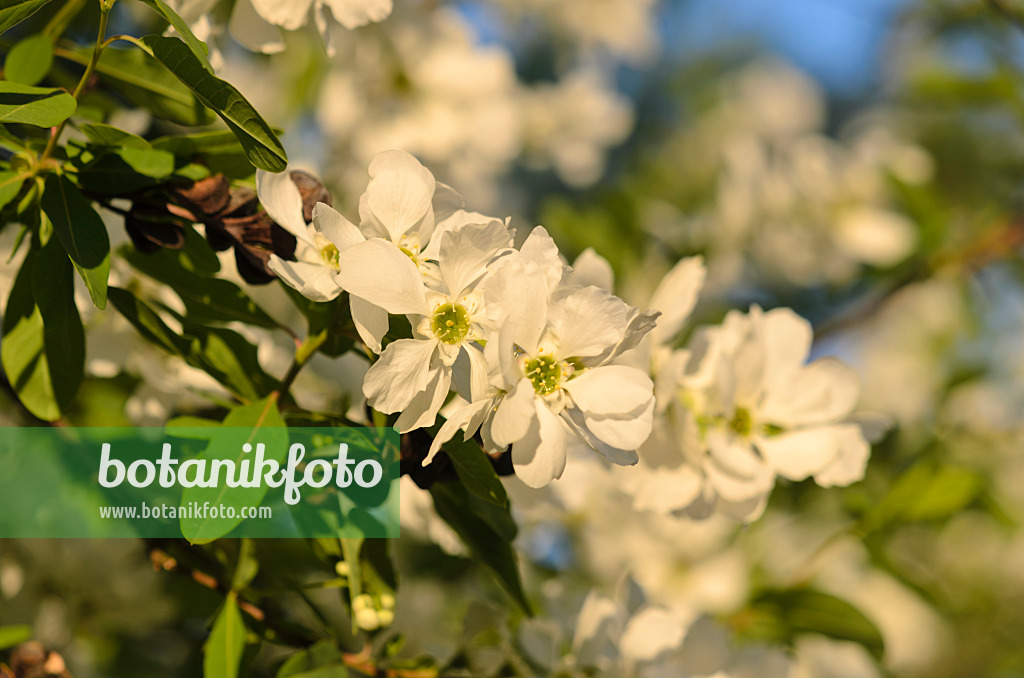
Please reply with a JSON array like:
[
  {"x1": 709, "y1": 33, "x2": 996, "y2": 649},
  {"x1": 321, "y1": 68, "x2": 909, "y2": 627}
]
[
  {"x1": 491, "y1": 378, "x2": 535, "y2": 447},
  {"x1": 551, "y1": 287, "x2": 629, "y2": 360},
  {"x1": 394, "y1": 368, "x2": 450, "y2": 433},
  {"x1": 704, "y1": 436, "x2": 774, "y2": 502},
  {"x1": 565, "y1": 366, "x2": 654, "y2": 451},
  {"x1": 758, "y1": 357, "x2": 860, "y2": 427},
  {"x1": 321, "y1": 0, "x2": 392, "y2": 29},
  {"x1": 248, "y1": 0, "x2": 314, "y2": 31},
  {"x1": 562, "y1": 407, "x2": 641, "y2": 466},
  {"x1": 631, "y1": 465, "x2": 703, "y2": 514},
  {"x1": 813, "y1": 424, "x2": 870, "y2": 487},
  {"x1": 335, "y1": 239, "x2": 427, "y2": 315},
  {"x1": 753, "y1": 426, "x2": 841, "y2": 481},
  {"x1": 649, "y1": 256, "x2": 705, "y2": 345},
  {"x1": 256, "y1": 169, "x2": 314, "y2": 245},
  {"x1": 511, "y1": 400, "x2": 567, "y2": 488},
  {"x1": 568, "y1": 248, "x2": 614, "y2": 291},
  {"x1": 314, "y1": 202, "x2": 364, "y2": 251},
  {"x1": 362, "y1": 339, "x2": 438, "y2": 413},
  {"x1": 364, "y1": 150, "x2": 435, "y2": 242},
  {"x1": 756, "y1": 306, "x2": 813, "y2": 390},
  {"x1": 619, "y1": 607, "x2": 686, "y2": 664},
  {"x1": 268, "y1": 256, "x2": 342, "y2": 302},
  {"x1": 350, "y1": 295, "x2": 387, "y2": 354},
  {"x1": 424, "y1": 399, "x2": 491, "y2": 466},
  {"x1": 571, "y1": 592, "x2": 620, "y2": 663},
  {"x1": 451, "y1": 344, "x2": 490, "y2": 403},
  {"x1": 439, "y1": 220, "x2": 513, "y2": 298},
  {"x1": 565, "y1": 365, "x2": 653, "y2": 419},
  {"x1": 228, "y1": 0, "x2": 286, "y2": 53}
]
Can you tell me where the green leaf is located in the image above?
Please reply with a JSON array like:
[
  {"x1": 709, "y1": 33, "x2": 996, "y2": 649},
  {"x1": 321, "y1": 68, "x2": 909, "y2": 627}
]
[
  {"x1": 231, "y1": 538, "x2": 259, "y2": 591},
  {"x1": 204, "y1": 593, "x2": 246, "y2": 678},
  {"x1": 0, "y1": 81, "x2": 75, "y2": 126},
  {"x1": 180, "y1": 395, "x2": 288, "y2": 543},
  {"x1": 443, "y1": 435, "x2": 509, "y2": 509},
  {"x1": 182, "y1": 321, "x2": 278, "y2": 401},
  {"x1": 40, "y1": 172, "x2": 110, "y2": 309},
  {"x1": 0, "y1": 0, "x2": 53, "y2": 36},
  {"x1": 1, "y1": 238, "x2": 85, "y2": 421},
  {"x1": 84, "y1": 46, "x2": 211, "y2": 126},
  {"x1": 0, "y1": 170, "x2": 27, "y2": 210},
  {"x1": 108, "y1": 286, "x2": 190, "y2": 355},
  {"x1": 748, "y1": 589, "x2": 885, "y2": 661},
  {"x1": 153, "y1": 129, "x2": 260, "y2": 179},
  {"x1": 868, "y1": 462, "x2": 983, "y2": 528},
  {"x1": 135, "y1": 35, "x2": 287, "y2": 172},
  {"x1": 430, "y1": 482, "x2": 531, "y2": 615},
  {"x1": 277, "y1": 641, "x2": 349, "y2": 678},
  {"x1": 134, "y1": 0, "x2": 213, "y2": 71},
  {"x1": 5, "y1": 33, "x2": 54, "y2": 86},
  {"x1": 80, "y1": 122, "x2": 150, "y2": 149},
  {"x1": 123, "y1": 246, "x2": 280, "y2": 329},
  {"x1": 0, "y1": 624, "x2": 31, "y2": 650}
]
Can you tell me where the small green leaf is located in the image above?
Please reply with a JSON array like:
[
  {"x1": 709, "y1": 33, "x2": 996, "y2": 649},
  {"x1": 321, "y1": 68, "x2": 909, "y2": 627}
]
[
  {"x1": 0, "y1": 0, "x2": 53, "y2": 36},
  {"x1": 430, "y1": 482, "x2": 531, "y2": 615},
  {"x1": 277, "y1": 641, "x2": 349, "y2": 678},
  {"x1": 180, "y1": 396, "x2": 288, "y2": 543},
  {"x1": 82, "y1": 46, "x2": 211, "y2": 126},
  {"x1": 0, "y1": 170, "x2": 27, "y2": 210},
  {"x1": 231, "y1": 538, "x2": 260, "y2": 591},
  {"x1": 748, "y1": 589, "x2": 885, "y2": 661},
  {"x1": 123, "y1": 246, "x2": 280, "y2": 329},
  {"x1": 0, "y1": 81, "x2": 75, "y2": 126},
  {"x1": 443, "y1": 435, "x2": 509, "y2": 509},
  {"x1": 135, "y1": 35, "x2": 287, "y2": 172},
  {"x1": 204, "y1": 593, "x2": 246, "y2": 678},
  {"x1": 135, "y1": 0, "x2": 213, "y2": 72},
  {"x1": 40, "y1": 173, "x2": 110, "y2": 309},
  {"x1": 80, "y1": 122, "x2": 150, "y2": 149},
  {"x1": 5, "y1": 33, "x2": 54, "y2": 86},
  {"x1": 0, "y1": 624, "x2": 32, "y2": 650},
  {"x1": 108, "y1": 286, "x2": 190, "y2": 356},
  {"x1": 1, "y1": 238, "x2": 85, "y2": 421}
]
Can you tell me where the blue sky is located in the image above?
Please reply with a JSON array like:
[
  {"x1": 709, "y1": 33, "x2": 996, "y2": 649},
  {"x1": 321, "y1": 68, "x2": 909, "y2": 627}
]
[{"x1": 661, "y1": 0, "x2": 913, "y2": 94}]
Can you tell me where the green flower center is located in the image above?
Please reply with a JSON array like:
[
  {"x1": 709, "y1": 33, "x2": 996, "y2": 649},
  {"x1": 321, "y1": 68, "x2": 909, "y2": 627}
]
[
  {"x1": 525, "y1": 354, "x2": 562, "y2": 395},
  {"x1": 729, "y1": 407, "x2": 753, "y2": 436},
  {"x1": 430, "y1": 303, "x2": 471, "y2": 345},
  {"x1": 320, "y1": 243, "x2": 340, "y2": 270}
]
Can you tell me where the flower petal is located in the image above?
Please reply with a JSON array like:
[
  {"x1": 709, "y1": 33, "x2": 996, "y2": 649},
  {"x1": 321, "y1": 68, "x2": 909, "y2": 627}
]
[
  {"x1": 424, "y1": 398, "x2": 491, "y2": 466},
  {"x1": 228, "y1": 0, "x2": 286, "y2": 53},
  {"x1": 256, "y1": 169, "x2": 314, "y2": 244},
  {"x1": 362, "y1": 338, "x2": 438, "y2": 413},
  {"x1": 268, "y1": 255, "x2": 341, "y2": 302},
  {"x1": 567, "y1": 248, "x2": 614, "y2": 291},
  {"x1": 813, "y1": 424, "x2": 870, "y2": 487},
  {"x1": 491, "y1": 378, "x2": 535, "y2": 447},
  {"x1": 758, "y1": 358, "x2": 860, "y2": 428},
  {"x1": 439, "y1": 220, "x2": 513, "y2": 298},
  {"x1": 363, "y1": 150, "x2": 435, "y2": 242},
  {"x1": 753, "y1": 426, "x2": 841, "y2": 481},
  {"x1": 314, "y1": 202, "x2": 364, "y2": 251},
  {"x1": 321, "y1": 0, "x2": 392, "y2": 29},
  {"x1": 249, "y1": 0, "x2": 315, "y2": 29},
  {"x1": 649, "y1": 256, "x2": 705, "y2": 345},
  {"x1": 511, "y1": 400, "x2": 568, "y2": 488},
  {"x1": 336, "y1": 238, "x2": 428, "y2": 315},
  {"x1": 394, "y1": 367, "x2": 450, "y2": 433},
  {"x1": 350, "y1": 294, "x2": 388, "y2": 354}
]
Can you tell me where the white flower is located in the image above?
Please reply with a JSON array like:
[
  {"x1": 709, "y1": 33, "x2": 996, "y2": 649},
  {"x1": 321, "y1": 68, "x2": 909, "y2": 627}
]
[
  {"x1": 426, "y1": 227, "x2": 659, "y2": 488},
  {"x1": 640, "y1": 305, "x2": 870, "y2": 521},
  {"x1": 248, "y1": 0, "x2": 392, "y2": 53},
  {"x1": 342, "y1": 217, "x2": 514, "y2": 432}
]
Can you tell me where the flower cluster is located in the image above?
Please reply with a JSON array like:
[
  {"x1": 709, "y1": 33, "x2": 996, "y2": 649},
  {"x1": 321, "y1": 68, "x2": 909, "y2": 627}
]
[
  {"x1": 261, "y1": 151, "x2": 872, "y2": 503},
  {"x1": 259, "y1": 150, "x2": 658, "y2": 486}
]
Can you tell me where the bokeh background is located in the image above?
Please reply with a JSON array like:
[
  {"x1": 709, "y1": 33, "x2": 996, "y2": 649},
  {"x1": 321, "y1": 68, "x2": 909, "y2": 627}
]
[{"x1": 2, "y1": 0, "x2": 1024, "y2": 676}]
